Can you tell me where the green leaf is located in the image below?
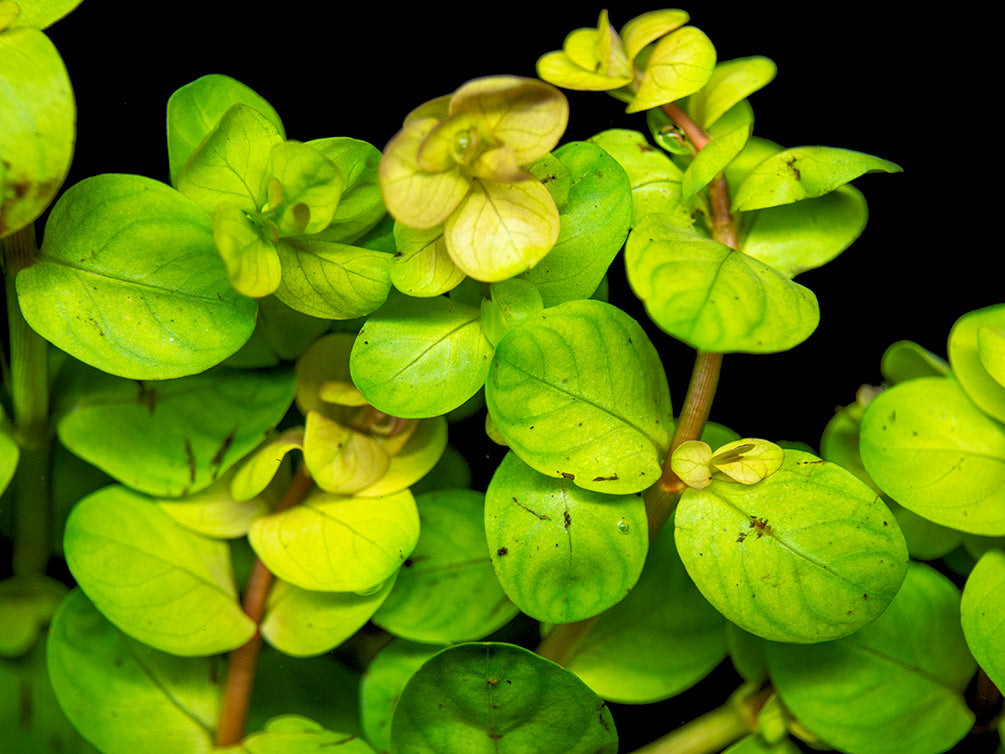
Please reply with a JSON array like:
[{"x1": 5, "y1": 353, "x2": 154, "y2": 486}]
[
  {"x1": 681, "y1": 103, "x2": 752, "y2": 200},
  {"x1": 308, "y1": 137, "x2": 385, "y2": 243},
  {"x1": 675, "y1": 450, "x2": 909, "y2": 643},
  {"x1": 55, "y1": 360, "x2": 296, "y2": 498},
  {"x1": 860, "y1": 376, "x2": 1005, "y2": 535},
  {"x1": 732, "y1": 146, "x2": 901, "y2": 212},
  {"x1": 239, "y1": 715, "x2": 376, "y2": 753},
  {"x1": 517, "y1": 141, "x2": 632, "y2": 306},
  {"x1": 389, "y1": 223, "x2": 466, "y2": 297},
  {"x1": 0, "y1": 574, "x2": 67, "y2": 657},
  {"x1": 225, "y1": 295, "x2": 331, "y2": 368},
  {"x1": 486, "y1": 299, "x2": 673, "y2": 494},
  {"x1": 360, "y1": 640, "x2": 445, "y2": 754},
  {"x1": 248, "y1": 488, "x2": 419, "y2": 593},
  {"x1": 373, "y1": 489, "x2": 519, "y2": 642},
  {"x1": 3, "y1": 0, "x2": 84, "y2": 29},
  {"x1": 213, "y1": 202, "x2": 283, "y2": 298},
  {"x1": 628, "y1": 26, "x2": 716, "y2": 113},
  {"x1": 765, "y1": 562, "x2": 976, "y2": 754},
  {"x1": 64, "y1": 486, "x2": 255, "y2": 656},
  {"x1": 625, "y1": 216, "x2": 819, "y2": 353},
  {"x1": 350, "y1": 294, "x2": 494, "y2": 418},
  {"x1": 230, "y1": 427, "x2": 304, "y2": 503},
  {"x1": 166, "y1": 74, "x2": 284, "y2": 187},
  {"x1": 261, "y1": 577, "x2": 395, "y2": 658},
  {"x1": 274, "y1": 237, "x2": 392, "y2": 320},
  {"x1": 480, "y1": 278, "x2": 545, "y2": 347},
  {"x1": 960, "y1": 548, "x2": 1005, "y2": 693},
  {"x1": 739, "y1": 185, "x2": 869, "y2": 278},
  {"x1": 687, "y1": 56, "x2": 777, "y2": 130},
  {"x1": 0, "y1": 26, "x2": 74, "y2": 238},
  {"x1": 302, "y1": 410, "x2": 391, "y2": 495},
  {"x1": 389, "y1": 643, "x2": 617, "y2": 754},
  {"x1": 355, "y1": 416, "x2": 448, "y2": 499},
  {"x1": 880, "y1": 339, "x2": 949, "y2": 383},
  {"x1": 587, "y1": 128, "x2": 688, "y2": 227},
  {"x1": 176, "y1": 104, "x2": 284, "y2": 214},
  {"x1": 949, "y1": 304, "x2": 1005, "y2": 422},
  {"x1": 562, "y1": 523, "x2": 726, "y2": 703},
  {"x1": 263, "y1": 140, "x2": 345, "y2": 236},
  {"x1": 484, "y1": 451, "x2": 647, "y2": 623},
  {"x1": 47, "y1": 589, "x2": 221, "y2": 754},
  {"x1": 0, "y1": 638, "x2": 98, "y2": 753},
  {"x1": 19, "y1": 173, "x2": 258, "y2": 378}
]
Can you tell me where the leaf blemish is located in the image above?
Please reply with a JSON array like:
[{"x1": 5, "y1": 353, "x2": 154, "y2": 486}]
[
  {"x1": 512, "y1": 497, "x2": 550, "y2": 521},
  {"x1": 496, "y1": 547, "x2": 508, "y2": 556},
  {"x1": 564, "y1": 511, "x2": 572, "y2": 529}
]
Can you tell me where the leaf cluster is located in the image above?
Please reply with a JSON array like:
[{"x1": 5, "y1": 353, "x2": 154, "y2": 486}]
[{"x1": 1, "y1": 5, "x2": 1002, "y2": 754}]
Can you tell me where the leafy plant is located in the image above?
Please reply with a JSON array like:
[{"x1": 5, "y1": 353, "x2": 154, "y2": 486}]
[{"x1": 1, "y1": 4, "x2": 1002, "y2": 754}]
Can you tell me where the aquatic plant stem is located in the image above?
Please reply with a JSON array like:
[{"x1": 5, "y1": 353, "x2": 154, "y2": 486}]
[
  {"x1": 216, "y1": 464, "x2": 314, "y2": 747},
  {"x1": 2, "y1": 224, "x2": 52, "y2": 576}
]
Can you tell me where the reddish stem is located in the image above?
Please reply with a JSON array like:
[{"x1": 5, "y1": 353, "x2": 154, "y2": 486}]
[{"x1": 216, "y1": 465, "x2": 314, "y2": 747}]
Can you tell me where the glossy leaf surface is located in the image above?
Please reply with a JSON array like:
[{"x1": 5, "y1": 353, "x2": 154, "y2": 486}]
[
  {"x1": 47, "y1": 589, "x2": 221, "y2": 754},
  {"x1": 64, "y1": 486, "x2": 255, "y2": 656},
  {"x1": 166, "y1": 73, "x2": 284, "y2": 187},
  {"x1": 261, "y1": 578, "x2": 395, "y2": 658},
  {"x1": 374, "y1": 489, "x2": 518, "y2": 642},
  {"x1": 860, "y1": 376, "x2": 1005, "y2": 535},
  {"x1": 948, "y1": 304, "x2": 1005, "y2": 422},
  {"x1": 19, "y1": 173, "x2": 257, "y2": 378},
  {"x1": 625, "y1": 215, "x2": 819, "y2": 353},
  {"x1": 766, "y1": 563, "x2": 975, "y2": 754},
  {"x1": 389, "y1": 643, "x2": 617, "y2": 753},
  {"x1": 960, "y1": 548, "x2": 1005, "y2": 693},
  {"x1": 517, "y1": 141, "x2": 632, "y2": 305},
  {"x1": 484, "y1": 452, "x2": 647, "y2": 624},
  {"x1": 248, "y1": 488, "x2": 419, "y2": 593},
  {"x1": 732, "y1": 146, "x2": 901, "y2": 212},
  {"x1": 350, "y1": 294, "x2": 493, "y2": 418},
  {"x1": 0, "y1": 26, "x2": 74, "y2": 238},
  {"x1": 562, "y1": 523, "x2": 726, "y2": 703},
  {"x1": 486, "y1": 299, "x2": 672, "y2": 494},
  {"x1": 675, "y1": 450, "x2": 908, "y2": 642}
]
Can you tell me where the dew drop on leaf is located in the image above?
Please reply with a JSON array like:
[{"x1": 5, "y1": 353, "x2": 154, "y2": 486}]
[{"x1": 617, "y1": 518, "x2": 630, "y2": 534}]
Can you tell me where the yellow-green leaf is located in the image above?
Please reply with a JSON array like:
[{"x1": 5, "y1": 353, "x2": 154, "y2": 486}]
[
  {"x1": 444, "y1": 177, "x2": 560, "y2": 282},
  {"x1": 711, "y1": 439, "x2": 784, "y2": 485},
  {"x1": 212, "y1": 203, "x2": 282, "y2": 298},
  {"x1": 379, "y1": 117, "x2": 470, "y2": 229},
  {"x1": 671, "y1": 440, "x2": 714, "y2": 489},
  {"x1": 629, "y1": 26, "x2": 716, "y2": 113},
  {"x1": 302, "y1": 410, "x2": 390, "y2": 495},
  {"x1": 620, "y1": 9, "x2": 690, "y2": 64},
  {"x1": 449, "y1": 76, "x2": 569, "y2": 165}
]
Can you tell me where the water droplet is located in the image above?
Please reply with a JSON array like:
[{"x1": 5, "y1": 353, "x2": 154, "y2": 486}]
[{"x1": 617, "y1": 518, "x2": 630, "y2": 534}]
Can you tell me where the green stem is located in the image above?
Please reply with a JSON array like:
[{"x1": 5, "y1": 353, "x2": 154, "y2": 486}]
[
  {"x1": 2, "y1": 224, "x2": 52, "y2": 576},
  {"x1": 628, "y1": 687, "x2": 766, "y2": 754},
  {"x1": 216, "y1": 464, "x2": 314, "y2": 747}
]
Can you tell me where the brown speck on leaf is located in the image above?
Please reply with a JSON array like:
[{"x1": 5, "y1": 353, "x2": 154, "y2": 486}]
[
  {"x1": 496, "y1": 547, "x2": 508, "y2": 556},
  {"x1": 564, "y1": 511, "x2": 572, "y2": 530}
]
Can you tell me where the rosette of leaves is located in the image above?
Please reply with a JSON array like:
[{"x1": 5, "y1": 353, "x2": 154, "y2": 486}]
[
  {"x1": 170, "y1": 75, "x2": 390, "y2": 315},
  {"x1": 379, "y1": 75, "x2": 568, "y2": 282},
  {"x1": 16, "y1": 73, "x2": 390, "y2": 380},
  {"x1": 232, "y1": 332, "x2": 448, "y2": 500},
  {"x1": 536, "y1": 9, "x2": 713, "y2": 113}
]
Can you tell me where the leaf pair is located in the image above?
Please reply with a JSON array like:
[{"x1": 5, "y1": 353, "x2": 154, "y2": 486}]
[
  {"x1": 671, "y1": 437, "x2": 783, "y2": 489},
  {"x1": 380, "y1": 76, "x2": 568, "y2": 282},
  {"x1": 537, "y1": 9, "x2": 715, "y2": 114}
]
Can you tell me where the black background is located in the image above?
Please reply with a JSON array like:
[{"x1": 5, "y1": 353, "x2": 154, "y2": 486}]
[
  {"x1": 17, "y1": 3, "x2": 1003, "y2": 751},
  {"x1": 41, "y1": 2, "x2": 998, "y2": 448}
]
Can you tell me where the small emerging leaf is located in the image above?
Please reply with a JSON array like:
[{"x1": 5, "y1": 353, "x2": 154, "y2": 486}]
[
  {"x1": 711, "y1": 438, "x2": 784, "y2": 484},
  {"x1": 628, "y1": 26, "x2": 716, "y2": 113},
  {"x1": 671, "y1": 440, "x2": 714, "y2": 489}
]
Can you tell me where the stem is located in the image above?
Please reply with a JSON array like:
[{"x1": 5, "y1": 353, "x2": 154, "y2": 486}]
[
  {"x1": 2, "y1": 224, "x2": 52, "y2": 575},
  {"x1": 536, "y1": 100, "x2": 736, "y2": 665},
  {"x1": 216, "y1": 464, "x2": 314, "y2": 747},
  {"x1": 628, "y1": 686, "x2": 769, "y2": 754}
]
